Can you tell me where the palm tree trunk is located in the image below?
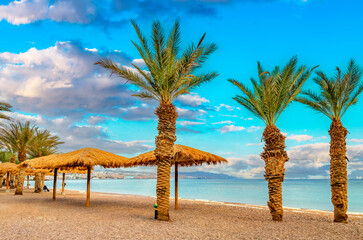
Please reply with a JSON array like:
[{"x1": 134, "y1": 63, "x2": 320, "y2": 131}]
[
  {"x1": 41, "y1": 173, "x2": 45, "y2": 188},
  {"x1": 0, "y1": 173, "x2": 3, "y2": 188},
  {"x1": 15, "y1": 151, "x2": 27, "y2": 195},
  {"x1": 10, "y1": 155, "x2": 16, "y2": 189},
  {"x1": 261, "y1": 125, "x2": 288, "y2": 221},
  {"x1": 34, "y1": 173, "x2": 42, "y2": 193},
  {"x1": 154, "y1": 103, "x2": 177, "y2": 221},
  {"x1": 329, "y1": 119, "x2": 348, "y2": 223},
  {"x1": 9, "y1": 174, "x2": 15, "y2": 189},
  {"x1": 34, "y1": 153, "x2": 42, "y2": 193}
]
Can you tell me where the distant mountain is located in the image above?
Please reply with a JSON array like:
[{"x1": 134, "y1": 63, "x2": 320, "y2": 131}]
[
  {"x1": 94, "y1": 168, "x2": 237, "y2": 179},
  {"x1": 178, "y1": 171, "x2": 237, "y2": 179}
]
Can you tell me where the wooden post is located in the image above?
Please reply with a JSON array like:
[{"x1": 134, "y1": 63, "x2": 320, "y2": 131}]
[
  {"x1": 86, "y1": 166, "x2": 91, "y2": 207},
  {"x1": 62, "y1": 173, "x2": 65, "y2": 193},
  {"x1": 53, "y1": 168, "x2": 58, "y2": 201},
  {"x1": 175, "y1": 162, "x2": 178, "y2": 210},
  {"x1": 6, "y1": 172, "x2": 9, "y2": 190},
  {"x1": 27, "y1": 175, "x2": 30, "y2": 188}
]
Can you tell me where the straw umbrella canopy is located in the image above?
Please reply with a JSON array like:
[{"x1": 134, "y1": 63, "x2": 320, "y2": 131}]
[
  {"x1": 0, "y1": 162, "x2": 19, "y2": 191},
  {"x1": 126, "y1": 144, "x2": 228, "y2": 209},
  {"x1": 19, "y1": 148, "x2": 129, "y2": 206}
]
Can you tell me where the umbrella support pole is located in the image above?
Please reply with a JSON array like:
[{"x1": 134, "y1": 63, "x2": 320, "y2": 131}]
[
  {"x1": 61, "y1": 173, "x2": 65, "y2": 195},
  {"x1": 6, "y1": 172, "x2": 9, "y2": 193},
  {"x1": 27, "y1": 175, "x2": 30, "y2": 189},
  {"x1": 86, "y1": 166, "x2": 91, "y2": 207},
  {"x1": 175, "y1": 162, "x2": 178, "y2": 210},
  {"x1": 53, "y1": 168, "x2": 58, "y2": 201}
]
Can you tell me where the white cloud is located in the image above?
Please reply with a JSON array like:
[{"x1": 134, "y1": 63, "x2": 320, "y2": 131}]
[
  {"x1": 348, "y1": 139, "x2": 363, "y2": 143},
  {"x1": 286, "y1": 134, "x2": 313, "y2": 142},
  {"x1": 0, "y1": 0, "x2": 96, "y2": 25},
  {"x1": 246, "y1": 143, "x2": 263, "y2": 146},
  {"x1": 212, "y1": 120, "x2": 234, "y2": 125},
  {"x1": 131, "y1": 58, "x2": 146, "y2": 67},
  {"x1": 5, "y1": 112, "x2": 153, "y2": 155},
  {"x1": 215, "y1": 104, "x2": 236, "y2": 112},
  {"x1": 85, "y1": 48, "x2": 98, "y2": 52},
  {"x1": 247, "y1": 126, "x2": 261, "y2": 132},
  {"x1": 0, "y1": 41, "x2": 136, "y2": 119},
  {"x1": 178, "y1": 121, "x2": 204, "y2": 126},
  {"x1": 177, "y1": 93, "x2": 209, "y2": 107},
  {"x1": 176, "y1": 107, "x2": 207, "y2": 120},
  {"x1": 219, "y1": 124, "x2": 245, "y2": 133}
]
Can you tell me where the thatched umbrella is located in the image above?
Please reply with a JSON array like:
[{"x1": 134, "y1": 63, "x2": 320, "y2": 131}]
[
  {"x1": 0, "y1": 162, "x2": 19, "y2": 192},
  {"x1": 20, "y1": 148, "x2": 129, "y2": 206},
  {"x1": 126, "y1": 144, "x2": 227, "y2": 209}
]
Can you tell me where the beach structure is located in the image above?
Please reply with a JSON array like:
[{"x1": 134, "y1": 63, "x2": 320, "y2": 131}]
[
  {"x1": 126, "y1": 144, "x2": 227, "y2": 209},
  {"x1": 19, "y1": 148, "x2": 129, "y2": 206},
  {"x1": 0, "y1": 162, "x2": 19, "y2": 192}
]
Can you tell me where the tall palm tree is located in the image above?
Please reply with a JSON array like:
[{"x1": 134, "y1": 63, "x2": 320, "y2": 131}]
[
  {"x1": 229, "y1": 56, "x2": 317, "y2": 221},
  {"x1": 0, "y1": 121, "x2": 36, "y2": 195},
  {"x1": 296, "y1": 60, "x2": 362, "y2": 223},
  {"x1": 29, "y1": 129, "x2": 63, "y2": 193},
  {"x1": 96, "y1": 20, "x2": 217, "y2": 221}
]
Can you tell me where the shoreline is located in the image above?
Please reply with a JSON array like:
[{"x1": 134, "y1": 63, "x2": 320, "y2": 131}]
[{"x1": 59, "y1": 188, "x2": 363, "y2": 217}]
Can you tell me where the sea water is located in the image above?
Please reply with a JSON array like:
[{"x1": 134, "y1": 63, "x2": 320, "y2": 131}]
[{"x1": 44, "y1": 178, "x2": 363, "y2": 213}]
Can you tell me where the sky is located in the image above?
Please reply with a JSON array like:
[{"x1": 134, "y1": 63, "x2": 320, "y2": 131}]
[{"x1": 0, "y1": 0, "x2": 363, "y2": 179}]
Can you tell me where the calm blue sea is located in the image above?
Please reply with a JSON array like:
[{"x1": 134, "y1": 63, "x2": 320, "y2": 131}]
[{"x1": 44, "y1": 179, "x2": 363, "y2": 213}]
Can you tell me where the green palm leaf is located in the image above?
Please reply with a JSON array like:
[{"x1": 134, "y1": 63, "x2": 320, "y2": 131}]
[
  {"x1": 229, "y1": 56, "x2": 317, "y2": 125},
  {"x1": 296, "y1": 59, "x2": 362, "y2": 120}
]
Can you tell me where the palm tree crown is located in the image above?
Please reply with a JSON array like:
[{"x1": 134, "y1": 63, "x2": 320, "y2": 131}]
[
  {"x1": 0, "y1": 121, "x2": 36, "y2": 159},
  {"x1": 28, "y1": 129, "x2": 64, "y2": 158},
  {"x1": 296, "y1": 60, "x2": 362, "y2": 120},
  {"x1": 95, "y1": 19, "x2": 218, "y2": 104},
  {"x1": 229, "y1": 56, "x2": 317, "y2": 125}
]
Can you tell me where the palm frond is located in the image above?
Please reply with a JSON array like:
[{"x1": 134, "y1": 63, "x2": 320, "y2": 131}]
[
  {"x1": 96, "y1": 19, "x2": 217, "y2": 104},
  {"x1": 230, "y1": 57, "x2": 316, "y2": 125},
  {"x1": 297, "y1": 59, "x2": 362, "y2": 120}
]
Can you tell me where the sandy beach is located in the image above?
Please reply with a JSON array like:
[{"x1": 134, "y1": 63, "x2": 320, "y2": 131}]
[{"x1": 1, "y1": 188, "x2": 362, "y2": 239}]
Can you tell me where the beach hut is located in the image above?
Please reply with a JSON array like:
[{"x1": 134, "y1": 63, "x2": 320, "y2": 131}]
[
  {"x1": 126, "y1": 144, "x2": 227, "y2": 209},
  {"x1": 0, "y1": 162, "x2": 19, "y2": 192},
  {"x1": 19, "y1": 148, "x2": 129, "y2": 206}
]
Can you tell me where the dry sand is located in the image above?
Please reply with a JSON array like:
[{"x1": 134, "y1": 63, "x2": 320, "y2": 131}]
[{"x1": 0, "y1": 188, "x2": 362, "y2": 240}]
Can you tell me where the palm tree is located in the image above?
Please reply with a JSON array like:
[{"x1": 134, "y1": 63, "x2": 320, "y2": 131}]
[
  {"x1": 0, "y1": 121, "x2": 36, "y2": 195},
  {"x1": 0, "y1": 101, "x2": 11, "y2": 121},
  {"x1": 296, "y1": 60, "x2": 362, "y2": 223},
  {"x1": 29, "y1": 129, "x2": 63, "y2": 193},
  {"x1": 229, "y1": 56, "x2": 317, "y2": 221},
  {"x1": 96, "y1": 20, "x2": 217, "y2": 220}
]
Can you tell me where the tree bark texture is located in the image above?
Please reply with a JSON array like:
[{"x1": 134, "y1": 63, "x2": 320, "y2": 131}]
[
  {"x1": 154, "y1": 103, "x2": 177, "y2": 221},
  {"x1": 261, "y1": 125, "x2": 289, "y2": 221},
  {"x1": 329, "y1": 120, "x2": 348, "y2": 223},
  {"x1": 15, "y1": 151, "x2": 27, "y2": 195}
]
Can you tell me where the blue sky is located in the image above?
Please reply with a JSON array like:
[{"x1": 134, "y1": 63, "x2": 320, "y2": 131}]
[{"x1": 0, "y1": 0, "x2": 363, "y2": 179}]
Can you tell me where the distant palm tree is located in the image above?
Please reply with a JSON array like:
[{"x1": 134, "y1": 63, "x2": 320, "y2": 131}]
[
  {"x1": 229, "y1": 56, "x2": 317, "y2": 221},
  {"x1": 0, "y1": 121, "x2": 36, "y2": 195},
  {"x1": 296, "y1": 60, "x2": 362, "y2": 223},
  {"x1": 96, "y1": 19, "x2": 217, "y2": 221},
  {"x1": 29, "y1": 128, "x2": 63, "y2": 192},
  {"x1": 0, "y1": 101, "x2": 11, "y2": 121}
]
